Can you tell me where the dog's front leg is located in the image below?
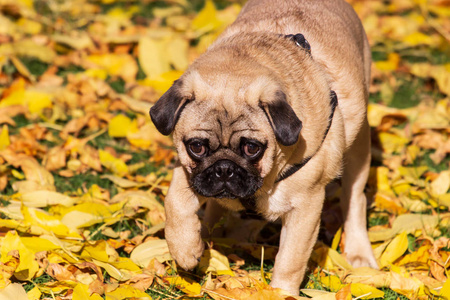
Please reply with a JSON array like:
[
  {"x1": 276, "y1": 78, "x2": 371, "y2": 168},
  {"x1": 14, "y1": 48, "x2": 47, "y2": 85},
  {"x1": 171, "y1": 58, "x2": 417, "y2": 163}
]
[
  {"x1": 165, "y1": 165, "x2": 204, "y2": 270},
  {"x1": 270, "y1": 189, "x2": 325, "y2": 295}
]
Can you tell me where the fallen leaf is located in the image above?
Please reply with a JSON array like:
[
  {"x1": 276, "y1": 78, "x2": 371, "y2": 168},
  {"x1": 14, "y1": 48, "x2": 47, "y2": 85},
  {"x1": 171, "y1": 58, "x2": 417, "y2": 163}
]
[
  {"x1": 0, "y1": 283, "x2": 28, "y2": 300},
  {"x1": 130, "y1": 239, "x2": 172, "y2": 267},
  {"x1": 199, "y1": 249, "x2": 234, "y2": 276}
]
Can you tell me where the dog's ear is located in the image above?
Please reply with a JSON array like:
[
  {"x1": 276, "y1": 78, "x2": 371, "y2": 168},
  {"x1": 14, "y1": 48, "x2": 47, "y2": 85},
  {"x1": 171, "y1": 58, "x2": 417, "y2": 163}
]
[
  {"x1": 262, "y1": 90, "x2": 302, "y2": 146},
  {"x1": 150, "y1": 79, "x2": 190, "y2": 135}
]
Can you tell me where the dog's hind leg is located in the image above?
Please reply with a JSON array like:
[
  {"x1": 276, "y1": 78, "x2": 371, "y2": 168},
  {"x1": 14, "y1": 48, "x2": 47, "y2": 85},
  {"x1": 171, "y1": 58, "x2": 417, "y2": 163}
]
[{"x1": 340, "y1": 119, "x2": 378, "y2": 269}]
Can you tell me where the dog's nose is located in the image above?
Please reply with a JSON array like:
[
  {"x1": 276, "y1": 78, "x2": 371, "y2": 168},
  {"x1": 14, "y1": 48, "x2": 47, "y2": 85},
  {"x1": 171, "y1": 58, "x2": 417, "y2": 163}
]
[{"x1": 214, "y1": 160, "x2": 235, "y2": 181}]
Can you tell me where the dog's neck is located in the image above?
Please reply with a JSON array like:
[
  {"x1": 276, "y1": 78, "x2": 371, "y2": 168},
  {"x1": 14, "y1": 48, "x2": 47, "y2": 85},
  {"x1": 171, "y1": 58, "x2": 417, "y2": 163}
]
[{"x1": 275, "y1": 90, "x2": 338, "y2": 183}]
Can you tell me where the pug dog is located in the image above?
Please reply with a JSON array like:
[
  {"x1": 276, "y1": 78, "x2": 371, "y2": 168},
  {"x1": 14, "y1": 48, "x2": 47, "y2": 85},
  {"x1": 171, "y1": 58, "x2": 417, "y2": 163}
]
[{"x1": 150, "y1": 0, "x2": 378, "y2": 295}]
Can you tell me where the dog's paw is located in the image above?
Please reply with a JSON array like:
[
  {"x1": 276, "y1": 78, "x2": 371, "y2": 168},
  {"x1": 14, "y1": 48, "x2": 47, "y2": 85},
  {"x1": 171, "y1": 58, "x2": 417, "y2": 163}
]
[
  {"x1": 344, "y1": 227, "x2": 379, "y2": 269},
  {"x1": 346, "y1": 252, "x2": 379, "y2": 269},
  {"x1": 165, "y1": 225, "x2": 204, "y2": 270},
  {"x1": 345, "y1": 238, "x2": 379, "y2": 269},
  {"x1": 173, "y1": 239, "x2": 204, "y2": 271}
]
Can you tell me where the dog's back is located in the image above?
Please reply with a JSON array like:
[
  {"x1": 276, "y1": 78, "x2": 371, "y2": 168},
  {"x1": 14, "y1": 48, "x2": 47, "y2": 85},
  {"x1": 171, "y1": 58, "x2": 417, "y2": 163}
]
[{"x1": 215, "y1": 0, "x2": 371, "y2": 151}]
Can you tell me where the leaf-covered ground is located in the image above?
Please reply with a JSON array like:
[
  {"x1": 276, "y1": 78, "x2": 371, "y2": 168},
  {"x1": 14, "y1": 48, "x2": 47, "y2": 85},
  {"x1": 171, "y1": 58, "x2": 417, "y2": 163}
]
[{"x1": 0, "y1": 0, "x2": 449, "y2": 299}]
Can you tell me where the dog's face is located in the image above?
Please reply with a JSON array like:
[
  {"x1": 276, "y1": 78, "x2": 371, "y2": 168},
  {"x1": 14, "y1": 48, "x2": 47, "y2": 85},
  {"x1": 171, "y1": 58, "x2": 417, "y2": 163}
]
[{"x1": 150, "y1": 34, "x2": 312, "y2": 200}]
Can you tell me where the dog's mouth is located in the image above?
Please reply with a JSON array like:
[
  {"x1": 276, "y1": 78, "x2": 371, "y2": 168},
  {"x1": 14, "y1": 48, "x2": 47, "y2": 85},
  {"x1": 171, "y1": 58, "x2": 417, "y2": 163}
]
[
  {"x1": 212, "y1": 189, "x2": 238, "y2": 199},
  {"x1": 190, "y1": 159, "x2": 262, "y2": 199}
]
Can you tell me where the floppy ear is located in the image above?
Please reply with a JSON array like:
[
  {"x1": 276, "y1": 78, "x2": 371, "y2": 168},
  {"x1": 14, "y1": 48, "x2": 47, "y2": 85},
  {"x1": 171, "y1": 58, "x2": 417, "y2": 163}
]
[
  {"x1": 262, "y1": 90, "x2": 302, "y2": 146},
  {"x1": 150, "y1": 79, "x2": 190, "y2": 135}
]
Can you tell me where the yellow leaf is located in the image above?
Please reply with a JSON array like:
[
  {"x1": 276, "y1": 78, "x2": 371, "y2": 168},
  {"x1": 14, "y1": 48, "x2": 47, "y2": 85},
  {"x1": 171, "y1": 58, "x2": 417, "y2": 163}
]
[
  {"x1": 320, "y1": 275, "x2": 342, "y2": 292},
  {"x1": 52, "y1": 33, "x2": 94, "y2": 50},
  {"x1": 430, "y1": 171, "x2": 450, "y2": 196},
  {"x1": 0, "y1": 219, "x2": 22, "y2": 231},
  {"x1": 86, "y1": 54, "x2": 138, "y2": 82},
  {"x1": 431, "y1": 64, "x2": 450, "y2": 96},
  {"x1": 369, "y1": 214, "x2": 439, "y2": 242},
  {"x1": 375, "y1": 53, "x2": 400, "y2": 71},
  {"x1": 331, "y1": 227, "x2": 342, "y2": 251},
  {"x1": 350, "y1": 283, "x2": 384, "y2": 299},
  {"x1": 130, "y1": 239, "x2": 172, "y2": 267},
  {"x1": 199, "y1": 249, "x2": 234, "y2": 276},
  {"x1": 327, "y1": 247, "x2": 354, "y2": 270},
  {"x1": 106, "y1": 6, "x2": 139, "y2": 20},
  {"x1": 403, "y1": 32, "x2": 440, "y2": 47},
  {"x1": 83, "y1": 68, "x2": 108, "y2": 80},
  {"x1": 380, "y1": 232, "x2": 408, "y2": 267},
  {"x1": 138, "y1": 37, "x2": 170, "y2": 79},
  {"x1": 373, "y1": 192, "x2": 406, "y2": 214},
  {"x1": 112, "y1": 191, "x2": 165, "y2": 224},
  {"x1": 20, "y1": 237, "x2": 60, "y2": 253},
  {"x1": 375, "y1": 167, "x2": 392, "y2": 193},
  {"x1": 72, "y1": 284, "x2": 103, "y2": 300},
  {"x1": 20, "y1": 190, "x2": 76, "y2": 207},
  {"x1": 191, "y1": 0, "x2": 222, "y2": 35},
  {"x1": 399, "y1": 195, "x2": 429, "y2": 213},
  {"x1": 10, "y1": 56, "x2": 34, "y2": 81},
  {"x1": 109, "y1": 257, "x2": 140, "y2": 272},
  {"x1": 344, "y1": 267, "x2": 390, "y2": 288},
  {"x1": 411, "y1": 63, "x2": 450, "y2": 95},
  {"x1": 26, "y1": 286, "x2": 41, "y2": 300},
  {"x1": 98, "y1": 149, "x2": 128, "y2": 177},
  {"x1": 0, "y1": 90, "x2": 52, "y2": 114},
  {"x1": 440, "y1": 278, "x2": 450, "y2": 297},
  {"x1": 105, "y1": 285, "x2": 151, "y2": 300},
  {"x1": 81, "y1": 240, "x2": 118, "y2": 263},
  {"x1": 17, "y1": 0, "x2": 33, "y2": 8},
  {"x1": 311, "y1": 293, "x2": 337, "y2": 300},
  {"x1": 0, "y1": 283, "x2": 28, "y2": 300},
  {"x1": 59, "y1": 202, "x2": 124, "y2": 230},
  {"x1": 16, "y1": 18, "x2": 42, "y2": 35},
  {"x1": 437, "y1": 193, "x2": 450, "y2": 207},
  {"x1": 391, "y1": 180, "x2": 411, "y2": 196},
  {"x1": 398, "y1": 166, "x2": 428, "y2": 182},
  {"x1": 92, "y1": 259, "x2": 132, "y2": 281},
  {"x1": 165, "y1": 276, "x2": 202, "y2": 296},
  {"x1": 367, "y1": 103, "x2": 404, "y2": 127},
  {"x1": 11, "y1": 169, "x2": 24, "y2": 180},
  {"x1": 153, "y1": 6, "x2": 183, "y2": 18},
  {"x1": 101, "y1": 175, "x2": 146, "y2": 188},
  {"x1": 397, "y1": 244, "x2": 430, "y2": 266},
  {"x1": 167, "y1": 37, "x2": 189, "y2": 71},
  {"x1": 0, "y1": 231, "x2": 39, "y2": 281},
  {"x1": 378, "y1": 132, "x2": 409, "y2": 154},
  {"x1": 0, "y1": 124, "x2": 10, "y2": 150},
  {"x1": 13, "y1": 40, "x2": 56, "y2": 63},
  {"x1": 21, "y1": 205, "x2": 81, "y2": 238},
  {"x1": 390, "y1": 269, "x2": 426, "y2": 298},
  {"x1": 108, "y1": 114, "x2": 138, "y2": 138},
  {"x1": 301, "y1": 289, "x2": 333, "y2": 298},
  {"x1": 139, "y1": 70, "x2": 183, "y2": 93}
]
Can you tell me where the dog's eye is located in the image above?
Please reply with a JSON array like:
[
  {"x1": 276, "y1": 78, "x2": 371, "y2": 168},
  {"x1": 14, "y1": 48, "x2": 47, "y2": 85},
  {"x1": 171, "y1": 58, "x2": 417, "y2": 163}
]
[
  {"x1": 243, "y1": 142, "x2": 262, "y2": 158},
  {"x1": 186, "y1": 140, "x2": 208, "y2": 158}
]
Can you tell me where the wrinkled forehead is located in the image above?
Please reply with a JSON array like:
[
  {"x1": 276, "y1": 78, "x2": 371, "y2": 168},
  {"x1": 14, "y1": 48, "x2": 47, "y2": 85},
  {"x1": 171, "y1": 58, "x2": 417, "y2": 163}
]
[
  {"x1": 180, "y1": 99, "x2": 262, "y2": 145},
  {"x1": 181, "y1": 70, "x2": 280, "y2": 109}
]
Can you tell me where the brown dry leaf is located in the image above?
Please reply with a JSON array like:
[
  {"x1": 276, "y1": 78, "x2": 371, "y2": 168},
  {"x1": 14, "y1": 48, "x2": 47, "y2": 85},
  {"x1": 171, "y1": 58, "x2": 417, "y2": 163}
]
[
  {"x1": 46, "y1": 263, "x2": 76, "y2": 281},
  {"x1": 390, "y1": 269, "x2": 426, "y2": 299},
  {"x1": 0, "y1": 149, "x2": 55, "y2": 191},
  {"x1": 335, "y1": 284, "x2": 352, "y2": 300},
  {"x1": 344, "y1": 267, "x2": 391, "y2": 288},
  {"x1": 44, "y1": 145, "x2": 67, "y2": 171}
]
